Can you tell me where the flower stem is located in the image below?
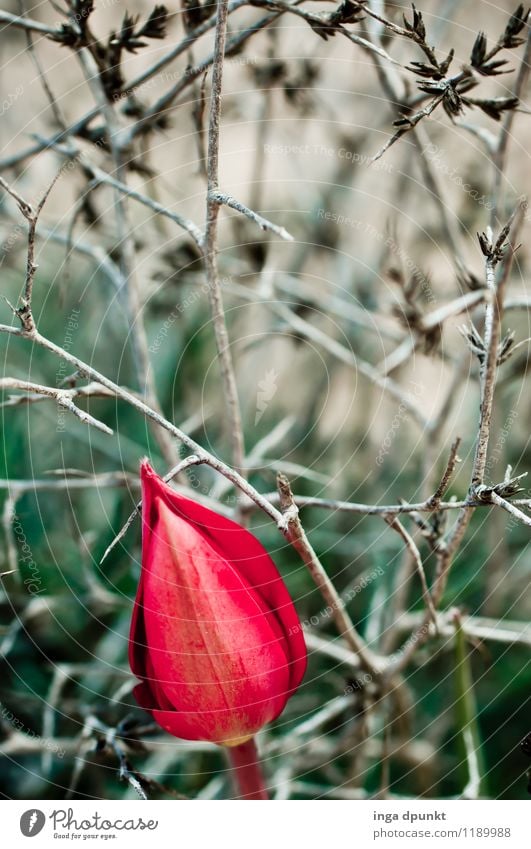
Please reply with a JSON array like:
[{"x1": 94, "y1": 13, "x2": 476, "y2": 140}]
[{"x1": 227, "y1": 738, "x2": 269, "y2": 799}]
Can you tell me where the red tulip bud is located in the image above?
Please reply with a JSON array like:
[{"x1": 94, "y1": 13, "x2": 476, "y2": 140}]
[{"x1": 129, "y1": 461, "x2": 307, "y2": 746}]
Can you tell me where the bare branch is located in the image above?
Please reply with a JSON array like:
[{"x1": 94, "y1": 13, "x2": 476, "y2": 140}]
[
  {"x1": 0, "y1": 10, "x2": 58, "y2": 36},
  {"x1": 426, "y1": 437, "x2": 462, "y2": 509},
  {"x1": 1, "y1": 492, "x2": 19, "y2": 582},
  {"x1": 0, "y1": 378, "x2": 114, "y2": 434},
  {"x1": 69, "y1": 152, "x2": 205, "y2": 248},
  {"x1": 0, "y1": 324, "x2": 284, "y2": 522},
  {"x1": 491, "y1": 16, "x2": 531, "y2": 225},
  {"x1": 203, "y1": 0, "x2": 246, "y2": 477},
  {"x1": 0, "y1": 173, "x2": 61, "y2": 332},
  {"x1": 384, "y1": 515, "x2": 438, "y2": 632},
  {"x1": 209, "y1": 191, "x2": 293, "y2": 241},
  {"x1": 489, "y1": 490, "x2": 531, "y2": 527},
  {"x1": 276, "y1": 472, "x2": 381, "y2": 678},
  {"x1": 99, "y1": 454, "x2": 204, "y2": 563}
]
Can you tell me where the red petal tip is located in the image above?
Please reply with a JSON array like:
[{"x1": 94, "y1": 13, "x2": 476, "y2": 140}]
[{"x1": 140, "y1": 458, "x2": 156, "y2": 478}]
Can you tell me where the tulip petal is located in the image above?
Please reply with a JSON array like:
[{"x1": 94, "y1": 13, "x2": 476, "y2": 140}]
[
  {"x1": 142, "y1": 501, "x2": 291, "y2": 743},
  {"x1": 150, "y1": 709, "x2": 253, "y2": 747},
  {"x1": 129, "y1": 461, "x2": 308, "y2": 744},
  {"x1": 139, "y1": 461, "x2": 307, "y2": 693}
]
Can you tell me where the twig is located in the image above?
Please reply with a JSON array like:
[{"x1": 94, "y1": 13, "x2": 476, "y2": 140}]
[
  {"x1": 0, "y1": 173, "x2": 60, "y2": 332},
  {"x1": 411, "y1": 125, "x2": 469, "y2": 278},
  {"x1": 397, "y1": 610, "x2": 531, "y2": 648},
  {"x1": 378, "y1": 336, "x2": 416, "y2": 376},
  {"x1": 0, "y1": 731, "x2": 78, "y2": 757},
  {"x1": 99, "y1": 454, "x2": 204, "y2": 562},
  {"x1": 420, "y1": 291, "x2": 486, "y2": 331},
  {"x1": 432, "y1": 212, "x2": 522, "y2": 608},
  {"x1": 453, "y1": 609, "x2": 487, "y2": 799},
  {"x1": 0, "y1": 473, "x2": 137, "y2": 491},
  {"x1": 1, "y1": 492, "x2": 19, "y2": 582},
  {"x1": 389, "y1": 212, "x2": 525, "y2": 674},
  {"x1": 203, "y1": 0, "x2": 246, "y2": 477},
  {"x1": 0, "y1": 9, "x2": 59, "y2": 36},
  {"x1": 272, "y1": 694, "x2": 354, "y2": 744},
  {"x1": 491, "y1": 15, "x2": 531, "y2": 226},
  {"x1": 384, "y1": 515, "x2": 438, "y2": 632},
  {"x1": 21, "y1": 3, "x2": 68, "y2": 132},
  {"x1": 75, "y1": 47, "x2": 180, "y2": 468},
  {"x1": 121, "y1": 8, "x2": 284, "y2": 146},
  {"x1": 0, "y1": 323, "x2": 284, "y2": 522},
  {"x1": 41, "y1": 666, "x2": 69, "y2": 775},
  {"x1": 470, "y1": 241, "x2": 504, "y2": 488},
  {"x1": 268, "y1": 298, "x2": 428, "y2": 428},
  {"x1": 426, "y1": 437, "x2": 462, "y2": 508},
  {"x1": 489, "y1": 491, "x2": 531, "y2": 527},
  {"x1": 210, "y1": 415, "x2": 296, "y2": 500},
  {"x1": 0, "y1": 378, "x2": 113, "y2": 434},
  {"x1": 250, "y1": 0, "x2": 399, "y2": 67},
  {"x1": 76, "y1": 154, "x2": 204, "y2": 249},
  {"x1": 276, "y1": 472, "x2": 380, "y2": 678},
  {"x1": 241, "y1": 490, "x2": 531, "y2": 516},
  {"x1": 304, "y1": 631, "x2": 362, "y2": 671},
  {"x1": 371, "y1": 94, "x2": 445, "y2": 163},
  {"x1": 0, "y1": 2, "x2": 250, "y2": 171},
  {"x1": 276, "y1": 275, "x2": 402, "y2": 341},
  {"x1": 208, "y1": 190, "x2": 293, "y2": 241}
]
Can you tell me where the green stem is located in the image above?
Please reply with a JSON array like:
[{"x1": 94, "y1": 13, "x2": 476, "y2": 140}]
[
  {"x1": 227, "y1": 737, "x2": 269, "y2": 800},
  {"x1": 453, "y1": 610, "x2": 487, "y2": 798}
]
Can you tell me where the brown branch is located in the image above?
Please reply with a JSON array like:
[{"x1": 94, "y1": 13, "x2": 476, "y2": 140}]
[
  {"x1": 0, "y1": 9, "x2": 59, "y2": 36},
  {"x1": 426, "y1": 437, "x2": 462, "y2": 509},
  {"x1": 491, "y1": 16, "x2": 531, "y2": 225},
  {"x1": 0, "y1": 378, "x2": 113, "y2": 434},
  {"x1": 0, "y1": 322, "x2": 284, "y2": 522},
  {"x1": 276, "y1": 472, "x2": 380, "y2": 678},
  {"x1": 488, "y1": 490, "x2": 531, "y2": 527},
  {"x1": 0, "y1": 174, "x2": 60, "y2": 332},
  {"x1": 203, "y1": 0, "x2": 246, "y2": 477},
  {"x1": 99, "y1": 454, "x2": 204, "y2": 563},
  {"x1": 384, "y1": 515, "x2": 438, "y2": 632},
  {"x1": 208, "y1": 190, "x2": 293, "y2": 241}
]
